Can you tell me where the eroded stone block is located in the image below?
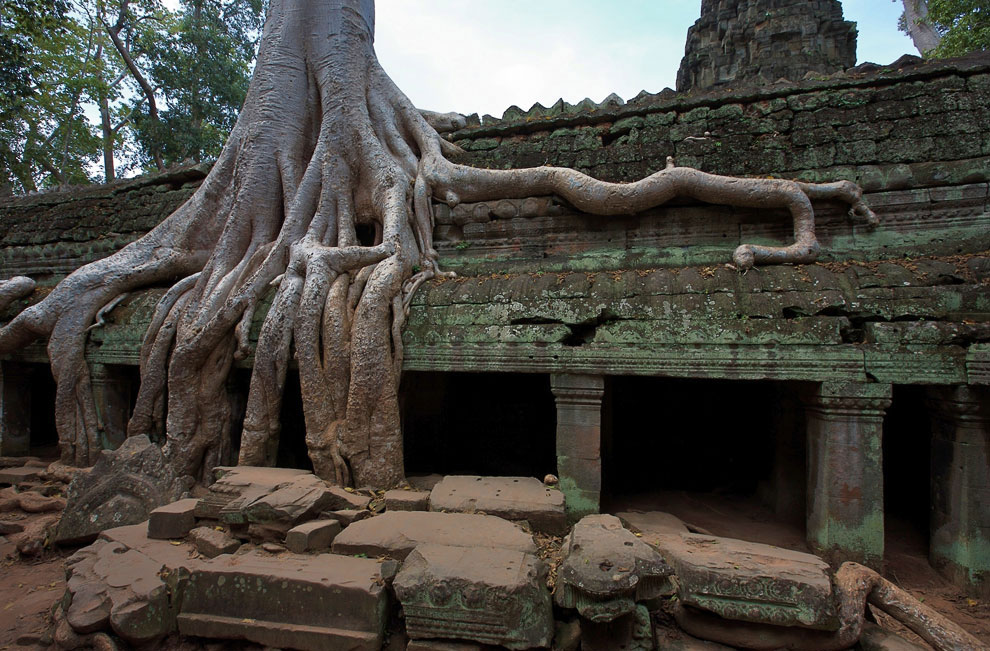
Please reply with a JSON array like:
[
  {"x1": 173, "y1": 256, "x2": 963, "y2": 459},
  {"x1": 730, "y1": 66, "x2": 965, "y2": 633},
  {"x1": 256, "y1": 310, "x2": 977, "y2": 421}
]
[
  {"x1": 189, "y1": 526, "x2": 241, "y2": 558},
  {"x1": 331, "y1": 511, "x2": 536, "y2": 561},
  {"x1": 429, "y1": 475, "x2": 567, "y2": 535},
  {"x1": 556, "y1": 514, "x2": 675, "y2": 623},
  {"x1": 0, "y1": 466, "x2": 42, "y2": 485},
  {"x1": 656, "y1": 533, "x2": 839, "y2": 631},
  {"x1": 394, "y1": 544, "x2": 553, "y2": 650},
  {"x1": 147, "y1": 498, "x2": 198, "y2": 539},
  {"x1": 177, "y1": 550, "x2": 389, "y2": 651},
  {"x1": 384, "y1": 488, "x2": 430, "y2": 511},
  {"x1": 285, "y1": 519, "x2": 341, "y2": 553}
]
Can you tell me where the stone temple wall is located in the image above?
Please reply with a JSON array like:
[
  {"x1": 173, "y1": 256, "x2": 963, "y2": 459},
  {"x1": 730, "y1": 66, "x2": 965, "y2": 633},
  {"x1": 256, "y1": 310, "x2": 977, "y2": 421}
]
[{"x1": 676, "y1": 0, "x2": 858, "y2": 92}]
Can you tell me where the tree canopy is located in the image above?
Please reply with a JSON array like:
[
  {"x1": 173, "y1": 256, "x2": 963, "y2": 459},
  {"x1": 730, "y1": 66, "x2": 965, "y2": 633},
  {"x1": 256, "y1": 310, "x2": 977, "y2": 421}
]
[{"x1": 0, "y1": 0, "x2": 265, "y2": 194}]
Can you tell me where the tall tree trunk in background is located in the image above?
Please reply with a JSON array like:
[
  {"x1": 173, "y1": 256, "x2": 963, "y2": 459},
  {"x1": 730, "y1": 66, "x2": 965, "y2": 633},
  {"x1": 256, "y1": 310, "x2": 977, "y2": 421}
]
[
  {"x1": 0, "y1": 0, "x2": 877, "y2": 488},
  {"x1": 901, "y1": 0, "x2": 942, "y2": 55}
]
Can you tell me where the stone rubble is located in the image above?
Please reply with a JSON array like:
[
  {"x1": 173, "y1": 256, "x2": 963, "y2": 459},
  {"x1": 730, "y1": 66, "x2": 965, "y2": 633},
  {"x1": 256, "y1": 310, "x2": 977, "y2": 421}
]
[
  {"x1": 285, "y1": 519, "x2": 341, "y2": 553},
  {"x1": 383, "y1": 488, "x2": 431, "y2": 511},
  {"x1": 147, "y1": 498, "x2": 198, "y2": 539},
  {"x1": 428, "y1": 475, "x2": 567, "y2": 535},
  {"x1": 188, "y1": 526, "x2": 241, "y2": 558}
]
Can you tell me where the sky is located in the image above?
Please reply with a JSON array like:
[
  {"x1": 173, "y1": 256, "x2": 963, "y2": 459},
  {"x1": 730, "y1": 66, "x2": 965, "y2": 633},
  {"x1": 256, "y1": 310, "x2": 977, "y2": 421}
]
[{"x1": 373, "y1": 0, "x2": 917, "y2": 118}]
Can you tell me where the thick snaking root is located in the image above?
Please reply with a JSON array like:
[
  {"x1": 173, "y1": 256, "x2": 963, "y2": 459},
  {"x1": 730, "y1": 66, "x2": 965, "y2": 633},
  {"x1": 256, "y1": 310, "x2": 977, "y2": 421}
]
[{"x1": 0, "y1": 0, "x2": 879, "y2": 487}]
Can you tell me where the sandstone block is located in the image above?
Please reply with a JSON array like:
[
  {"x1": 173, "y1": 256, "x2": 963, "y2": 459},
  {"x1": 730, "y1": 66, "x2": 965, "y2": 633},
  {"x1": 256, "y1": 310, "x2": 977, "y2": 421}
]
[
  {"x1": 656, "y1": 533, "x2": 839, "y2": 631},
  {"x1": 55, "y1": 435, "x2": 190, "y2": 545},
  {"x1": 429, "y1": 475, "x2": 567, "y2": 535},
  {"x1": 147, "y1": 498, "x2": 198, "y2": 539},
  {"x1": 556, "y1": 514, "x2": 675, "y2": 622},
  {"x1": 331, "y1": 508, "x2": 371, "y2": 526},
  {"x1": 285, "y1": 519, "x2": 341, "y2": 553},
  {"x1": 395, "y1": 544, "x2": 553, "y2": 650},
  {"x1": 406, "y1": 640, "x2": 485, "y2": 651},
  {"x1": 0, "y1": 466, "x2": 42, "y2": 485},
  {"x1": 189, "y1": 526, "x2": 241, "y2": 558},
  {"x1": 177, "y1": 550, "x2": 389, "y2": 651},
  {"x1": 195, "y1": 466, "x2": 310, "y2": 519},
  {"x1": 384, "y1": 488, "x2": 430, "y2": 511},
  {"x1": 331, "y1": 511, "x2": 536, "y2": 560}
]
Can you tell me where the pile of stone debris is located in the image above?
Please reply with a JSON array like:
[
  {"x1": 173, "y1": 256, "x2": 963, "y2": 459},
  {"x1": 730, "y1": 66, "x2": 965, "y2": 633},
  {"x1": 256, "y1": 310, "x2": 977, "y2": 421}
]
[{"x1": 5, "y1": 437, "x2": 982, "y2": 650}]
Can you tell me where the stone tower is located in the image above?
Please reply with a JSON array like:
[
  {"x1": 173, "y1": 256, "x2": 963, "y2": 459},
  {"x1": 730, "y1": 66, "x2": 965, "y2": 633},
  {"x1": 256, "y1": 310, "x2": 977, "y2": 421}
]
[{"x1": 676, "y1": 0, "x2": 857, "y2": 92}]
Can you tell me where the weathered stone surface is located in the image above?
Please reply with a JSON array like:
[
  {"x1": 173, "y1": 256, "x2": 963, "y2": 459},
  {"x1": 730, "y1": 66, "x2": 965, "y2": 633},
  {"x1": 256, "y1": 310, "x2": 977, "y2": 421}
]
[
  {"x1": 189, "y1": 526, "x2": 241, "y2": 558},
  {"x1": 429, "y1": 475, "x2": 567, "y2": 535},
  {"x1": 332, "y1": 511, "x2": 537, "y2": 560},
  {"x1": 194, "y1": 465, "x2": 310, "y2": 519},
  {"x1": 177, "y1": 550, "x2": 389, "y2": 651},
  {"x1": 617, "y1": 510, "x2": 691, "y2": 549},
  {"x1": 147, "y1": 498, "x2": 198, "y2": 539},
  {"x1": 237, "y1": 475, "x2": 336, "y2": 526},
  {"x1": 580, "y1": 604, "x2": 653, "y2": 651},
  {"x1": 384, "y1": 488, "x2": 430, "y2": 511},
  {"x1": 656, "y1": 532, "x2": 838, "y2": 631},
  {"x1": 64, "y1": 535, "x2": 181, "y2": 644},
  {"x1": 405, "y1": 640, "x2": 485, "y2": 651},
  {"x1": 677, "y1": 0, "x2": 857, "y2": 92},
  {"x1": 556, "y1": 514, "x2": 675, "y2": 622},
  {"x1": 0, "y1": 466, "x2": 42, "y2": 485},
  {"x1": 395, "y1": 543, "x2": 553, "y2": 650},
  {"x1": 326, "y1": 485, "x2": 372, "y2": 510},
  {"x1": 285, "y1": 519, "x2": 341, "y2": 553},
  {"x1": 654, "y1": 625, "x2": 737, "y2": 650},
  {"x1": 55, "y1": 435, "x2": 190, "y2": 545},
  {"x1": 330, "y1": 508, "x2": 371, "y2": 526}
]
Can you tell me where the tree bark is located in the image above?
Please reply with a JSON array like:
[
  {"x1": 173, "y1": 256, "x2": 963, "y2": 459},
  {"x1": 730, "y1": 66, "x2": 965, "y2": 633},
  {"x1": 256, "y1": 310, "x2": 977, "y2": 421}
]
[
  {"x1": 0, "y1": 0, "x2": 876, "y2": 489},
  {"x1": 901, "y1": 0, "x2": 942, "y2": 55}
]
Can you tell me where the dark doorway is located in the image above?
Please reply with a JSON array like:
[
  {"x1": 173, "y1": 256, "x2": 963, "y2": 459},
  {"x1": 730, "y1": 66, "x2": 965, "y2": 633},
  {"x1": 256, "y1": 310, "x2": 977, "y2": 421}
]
[
  {"x1": 28, "y1": 363, "x2": 58, "y2": 453},
  {"x1": 276, "y1": 370, "x2": 313, "y2": 470},
  {"x1": 883, "y1": 385, "x2": 932, "y2": 557},
  {"x1": 401, "y1": 371, "x2": 556, "y2": 478}
]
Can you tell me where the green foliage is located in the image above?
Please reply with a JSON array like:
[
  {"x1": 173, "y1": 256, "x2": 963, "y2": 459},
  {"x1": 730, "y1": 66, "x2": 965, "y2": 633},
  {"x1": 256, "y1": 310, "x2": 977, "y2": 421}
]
[{"x1": 928, "y1": 0, "x2": 990, "y2": 56}]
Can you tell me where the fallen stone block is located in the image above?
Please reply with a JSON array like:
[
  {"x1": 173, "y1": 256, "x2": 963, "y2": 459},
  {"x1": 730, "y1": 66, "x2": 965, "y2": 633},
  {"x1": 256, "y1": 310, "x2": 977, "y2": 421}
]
[
  {"x1": 331, "y1": 508, "x2": 371, "y2": 526},
  {"x1": 395, "y1": 543, "x2": 553, "y2": 650},
  {"x1": 286, "y1": 520, "x2": 342, "y2": 553},
  {"x1": 0, "y1": 466, "x2": 42, "y2": 485},
  {"x1": 406, "y1": 640, "x2": 486, "y2": 651},
  {"x1": 384, "y1": 488, "x2": 430, "y2": 511},
  {"x1": 195, "y1": 466, "x2": 310, "y2": 519},
  {"x1": 237, "y1": 476, "x2": 337, "y2": 526},
  {"x1": 332, "y1": 511, "x2": 537, "y2": 560},
  {"x1": 656, "y1": 532, "x2": 839, "y2": 631},
  {"x1": 0, "y1": 456, "x2": 41, "y2": 468},
  {"x1": 189, "y1": 526, "x2": 241, "y2": 558},
  {"x1": 327, "y1": 485, "x2": 373, "y2": 510},
  {"x1": 147, "y1": 498, "x2": 198, "y2": 539},
  {"x1": 177, "y1": 550, "x2": 390, "y2": 651},
  {"x1": 616, "y1": 510, "x2": 690, "y2": 535},
  {"x1": 407, "y1": 474, "x2": 444, "y2": 492},
  {"x1": 556, "y1": 514, "x2": 675, "y2": 622},
  {"x1": 429, "y1": 475, "x2": 567, "y2": 535},
  {"x1": 55, "y1": 435, "x2": 190, "y2": 545}
]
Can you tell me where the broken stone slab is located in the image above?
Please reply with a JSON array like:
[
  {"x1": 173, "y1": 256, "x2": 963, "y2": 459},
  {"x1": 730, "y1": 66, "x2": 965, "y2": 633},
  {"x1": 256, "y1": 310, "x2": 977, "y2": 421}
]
[
  {"x1": 326, "y1": 485, "x2": 372, "y2": 510},
  {"x1": 237, "y1": 475, "x2": 336, "y2": 526},
  {"x1": 194, "y1": 466, "x2": 311, "y2": 519},
  {"x1": 331, "y1": 508, "x2": 371, "y2": 526},
  {"x1": 394, "y1": 543, "x2": 553, "y2": 650},
  {"x1": 55, "y1": 435, "x2": 191, "y2": 545},
  {"x1": 64, "y1": 535, "x2": 182, "y2": 645},
  {"x1": 429, "y1": 475, "x2": 567, "y2": 535},
  {"x1": 177, "y1": 550, "x2": 390, "y2": 651},
  {"x1": 332, "y1": 511, "x2": 537, "y2": 560},
  {"x1": 147, "y1": 498, "x2": 198, "y2": 539},
  {"x1": 384, "y1": 488, "x2": 430, "y2": 511},
  {"x1": 616, "y1": 510, "x2": 690, "y2": 535},
  {"x1": 556, "y1": 514, "x2": 675, "y2": 623},
  {"x1": 655, "y1": 532, "x2": 839, "y2": 631},
  {"x1": 285, "y1": 519, "x2": 342, "y2": 553},
  {"x1": 189, "y1": 526, "x2": 241, "y2": 558},
  {"x1": 0, "y1": 466, "x2": 42, "y2": 485}
]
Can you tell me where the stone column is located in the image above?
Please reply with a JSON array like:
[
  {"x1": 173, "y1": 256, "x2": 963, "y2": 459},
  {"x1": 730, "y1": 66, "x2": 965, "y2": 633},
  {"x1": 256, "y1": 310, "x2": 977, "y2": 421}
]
[
  {"x1": 90, "y1": 363, "x2": 131, "y2": 451},
  {"x1": 0, "y1": 362, "x2": 32, "y2": 456},
  {"x1": 927, "y1": 386, "x2": 990, "y2": 597},
  {"x1": 804, "y1": 381, "x2": 891, "y2": 569},
  {"x1": 551, "y1": 374, "x2": 604, "y2": 523}
]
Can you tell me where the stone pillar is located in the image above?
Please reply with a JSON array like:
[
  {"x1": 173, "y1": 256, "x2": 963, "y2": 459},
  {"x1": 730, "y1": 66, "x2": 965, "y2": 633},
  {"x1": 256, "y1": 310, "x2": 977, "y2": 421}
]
[
  {"x1": 551, "y1": 374, "x2": 604, "y2": 523},
  {"x1": 0, "y1": 362, "x2": 32, "y2": 456},
  {"x1": 927, "y1": 386, "x2": 990, "y2": 597},
  {"x1": 804, "y1": 381, "x2": 891, "y2": 569},
  {"x1": 90, "y1": 363, "x2": 131, "y2": 451}
]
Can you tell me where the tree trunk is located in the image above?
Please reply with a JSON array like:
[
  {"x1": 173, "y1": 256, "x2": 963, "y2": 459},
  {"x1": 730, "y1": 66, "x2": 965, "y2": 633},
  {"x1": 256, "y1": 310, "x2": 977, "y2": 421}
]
[
  {"x1": 0, "y1": 0, "x2": 877, "y2": 488},
  {"x1": 901, "y1": 0, "x2": 942, "y2": 55}
]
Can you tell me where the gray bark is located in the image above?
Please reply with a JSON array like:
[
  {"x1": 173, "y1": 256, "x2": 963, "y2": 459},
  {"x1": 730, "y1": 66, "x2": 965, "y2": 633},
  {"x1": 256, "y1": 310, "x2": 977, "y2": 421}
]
[{"x1": 901, "y1": 0, "x2": 942, "y2": 55}]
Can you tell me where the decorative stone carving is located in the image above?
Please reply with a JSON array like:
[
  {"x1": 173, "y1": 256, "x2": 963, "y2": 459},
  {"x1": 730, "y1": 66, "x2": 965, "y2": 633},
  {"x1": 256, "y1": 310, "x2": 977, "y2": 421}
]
[
  {"x1": 55, "y1": 435, "x2": 191, "y2": 545},
  {"x1": 676, "y1": 0, "x2": 857, "y2": 92}
]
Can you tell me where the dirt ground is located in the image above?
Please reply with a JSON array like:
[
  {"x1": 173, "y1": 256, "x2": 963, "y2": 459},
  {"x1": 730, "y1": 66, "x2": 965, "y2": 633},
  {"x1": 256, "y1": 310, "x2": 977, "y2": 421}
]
[
  {"x1": 610, "y1": 490, "x2": 990, "y2": 646},
  {"x1": 0, "y1": 519, "x2": 66, "y2": 650}
]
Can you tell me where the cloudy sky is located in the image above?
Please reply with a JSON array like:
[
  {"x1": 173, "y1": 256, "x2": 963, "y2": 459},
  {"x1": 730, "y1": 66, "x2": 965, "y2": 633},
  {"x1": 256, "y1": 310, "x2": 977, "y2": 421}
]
[{"x1": 374, "y1": 0, "x2": 917, "y2": 118}]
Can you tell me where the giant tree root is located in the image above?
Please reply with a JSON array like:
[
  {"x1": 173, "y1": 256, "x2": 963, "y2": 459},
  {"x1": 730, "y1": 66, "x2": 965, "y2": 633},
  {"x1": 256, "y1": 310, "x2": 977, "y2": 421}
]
[
  {"x1": 675, "y1": 562, "x2": 987, "y2": 651},
  {"x1": 0, "y1": 0, "x2": 879, "y2": 489}
]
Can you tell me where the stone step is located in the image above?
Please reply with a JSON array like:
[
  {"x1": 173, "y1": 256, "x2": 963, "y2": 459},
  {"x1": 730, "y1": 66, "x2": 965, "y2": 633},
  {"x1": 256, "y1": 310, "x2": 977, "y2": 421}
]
[
  {"x1": 428, "y1": 476, "x2": 567, "y2": 535},
  {"x1": 331, "y1": 511, "x2": 537, "y2": 561},
  {"x1": 0, "y1": 466, "x2": 42, "y2": 485},
  {"x1": 177, "y1": 550, "x2": 390, "y2": 651}
]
